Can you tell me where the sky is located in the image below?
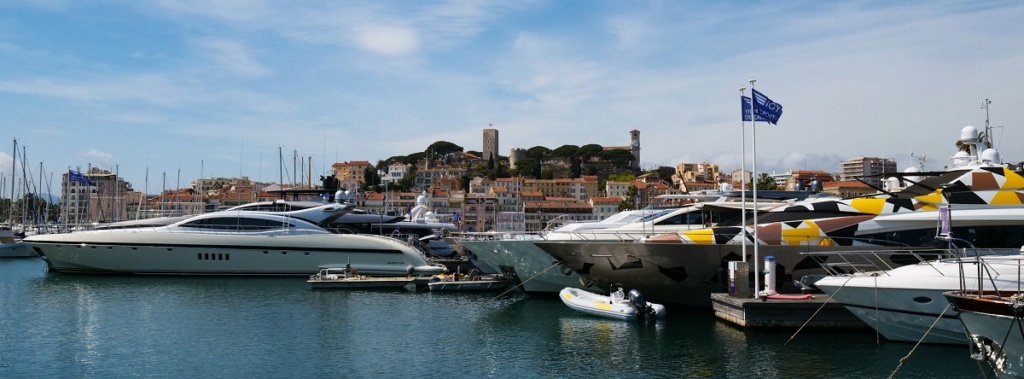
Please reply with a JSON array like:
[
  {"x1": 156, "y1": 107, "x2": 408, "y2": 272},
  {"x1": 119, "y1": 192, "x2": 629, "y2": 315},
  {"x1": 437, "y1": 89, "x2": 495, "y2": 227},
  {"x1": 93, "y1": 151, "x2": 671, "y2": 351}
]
[{"x1": 1, "y1": 0, "x2": 1023, "y2": 195}]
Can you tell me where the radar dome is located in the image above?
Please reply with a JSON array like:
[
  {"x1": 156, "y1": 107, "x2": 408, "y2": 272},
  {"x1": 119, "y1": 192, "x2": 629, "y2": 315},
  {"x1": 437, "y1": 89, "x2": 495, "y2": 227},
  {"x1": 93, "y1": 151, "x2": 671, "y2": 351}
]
[
  {"x1": 960, "y1": 126, "x2": 979, "y2": 143},
  {"x1": 334, "y1": 190, "x2": 345, "y2": 202},
  {"x1": 952, "y1": 151, "x2": 971, "y2": 167},
  {"x1": 981, "y1": 148, "x2": 1001, "y2": 164},
  {"x1": 720, "y1": 182, "x2": 733, "y2": 192},
  {"x1": 885, "y1": 177, "x2": 901, "y2": 191},
  {"x1": 903, "y1": 167, "x2": 922, "y2": 184}
]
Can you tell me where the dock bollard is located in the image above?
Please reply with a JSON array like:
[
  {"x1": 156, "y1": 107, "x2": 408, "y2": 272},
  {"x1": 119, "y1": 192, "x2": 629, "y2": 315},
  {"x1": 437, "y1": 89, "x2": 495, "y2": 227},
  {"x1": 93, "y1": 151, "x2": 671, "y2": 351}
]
[{"x1": 760, "y1": 255, "x2": 777, "y2": 297}]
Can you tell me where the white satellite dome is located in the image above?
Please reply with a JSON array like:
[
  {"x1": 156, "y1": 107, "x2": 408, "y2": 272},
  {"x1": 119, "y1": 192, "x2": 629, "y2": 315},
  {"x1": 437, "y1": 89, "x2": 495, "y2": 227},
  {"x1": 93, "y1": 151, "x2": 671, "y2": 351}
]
[
  {"x1": 981, "y1": 148, "x2": 1001, "y2": 164},
  {"x1": 952, "y1": 151, "x2": 971, "y2": 167},
  {"x1": 885, "y1": 177, "x2": 901, "y2": 191},
  {"x1": 903, "y1": 167, "x2": 922, "y2": 184},
  {"x1": 960, "y1": 125, "x2": 979, "y2": 143}
]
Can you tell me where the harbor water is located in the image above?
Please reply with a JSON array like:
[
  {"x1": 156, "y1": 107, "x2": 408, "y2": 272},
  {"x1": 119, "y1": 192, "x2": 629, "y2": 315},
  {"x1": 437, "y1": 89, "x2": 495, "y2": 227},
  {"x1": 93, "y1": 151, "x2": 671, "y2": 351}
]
[{"x1": 1, "y1": 258, "x2": 983, "y2": 378}]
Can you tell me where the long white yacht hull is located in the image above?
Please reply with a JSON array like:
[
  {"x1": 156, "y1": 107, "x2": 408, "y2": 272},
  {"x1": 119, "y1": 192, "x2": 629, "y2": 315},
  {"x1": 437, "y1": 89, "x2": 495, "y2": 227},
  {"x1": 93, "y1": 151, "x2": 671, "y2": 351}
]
[
  {"x1": 534, "y1": 241, "x2": 889, "y2": 307},
  {"x1": 458, "y1": 239, "x2": 597, "y2": 293},
  {"x1": 815, "y1": 257, "x2": 1024, "y2": 344},
  {"x1": 24, "y1": 232, "x2": 441, "y2": 276}
]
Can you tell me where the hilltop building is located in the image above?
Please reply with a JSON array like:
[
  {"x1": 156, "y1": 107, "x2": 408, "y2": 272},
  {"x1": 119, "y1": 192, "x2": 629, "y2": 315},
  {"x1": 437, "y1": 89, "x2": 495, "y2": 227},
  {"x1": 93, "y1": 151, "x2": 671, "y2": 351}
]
[
  {"x1": 483, "y1": 128, "x2": 499, "y2": 161},
  {"x1": 332, "y1": 160, "x2": 370, "y2": 189},
  {"x1": 673, "y1": 162, "x2": 722, "y2": 193}
]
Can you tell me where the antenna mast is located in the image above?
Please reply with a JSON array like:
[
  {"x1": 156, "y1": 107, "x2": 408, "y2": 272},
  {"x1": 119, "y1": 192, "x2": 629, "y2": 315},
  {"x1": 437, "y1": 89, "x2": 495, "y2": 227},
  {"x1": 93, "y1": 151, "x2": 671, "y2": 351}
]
[
  {"x1": 981, "y1": 99, "x2": 992, "y2": 147},
  {"x1": 910, "y1": 153, "x2": 928, "y2": 171}
]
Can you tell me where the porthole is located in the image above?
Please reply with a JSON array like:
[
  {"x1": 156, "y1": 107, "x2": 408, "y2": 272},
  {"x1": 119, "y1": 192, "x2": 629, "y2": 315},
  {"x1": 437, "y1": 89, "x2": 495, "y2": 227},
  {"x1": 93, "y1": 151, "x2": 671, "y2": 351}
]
[{"x1": 913, "y1": 296, "x2": 932, "y2": 304}]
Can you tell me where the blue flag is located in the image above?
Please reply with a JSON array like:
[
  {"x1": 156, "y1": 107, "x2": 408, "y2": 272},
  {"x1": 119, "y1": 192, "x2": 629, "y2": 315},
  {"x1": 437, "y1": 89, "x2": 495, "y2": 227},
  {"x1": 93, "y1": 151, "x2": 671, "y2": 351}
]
[
  {"x1": 69, "y1": 170, "x2": 94, "y2": 185},
  {"x1": 741, "y1": 96, "x2": 770, "y2": 122},
  {"x1": 751, "y1": 88, "x2": 783, "y2": 125}
]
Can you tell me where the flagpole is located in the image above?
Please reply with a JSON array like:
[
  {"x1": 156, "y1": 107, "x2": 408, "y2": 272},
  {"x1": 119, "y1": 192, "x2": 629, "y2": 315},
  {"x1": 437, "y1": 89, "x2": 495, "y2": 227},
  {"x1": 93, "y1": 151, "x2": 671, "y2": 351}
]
[
  {"x1": 749, "y1": 78, "x2": 760, "y2": 299},
  {"x1": 739, "y1": 87, "x2": 747, "y2": 265}
]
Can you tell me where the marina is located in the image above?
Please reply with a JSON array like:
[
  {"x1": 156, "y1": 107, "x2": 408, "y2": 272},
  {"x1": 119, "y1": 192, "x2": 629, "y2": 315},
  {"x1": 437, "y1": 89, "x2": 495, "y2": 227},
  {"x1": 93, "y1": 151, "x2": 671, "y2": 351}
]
[{"x1": 0, "y1": 258, "x2": 986, "y2": 377}]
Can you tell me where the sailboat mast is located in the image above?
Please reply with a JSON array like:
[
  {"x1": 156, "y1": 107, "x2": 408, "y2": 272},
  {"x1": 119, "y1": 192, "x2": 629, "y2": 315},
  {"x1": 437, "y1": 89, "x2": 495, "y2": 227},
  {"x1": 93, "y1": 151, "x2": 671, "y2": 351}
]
[{"x1": 9, "y1": 138, "x2": 16, "y2": 225}]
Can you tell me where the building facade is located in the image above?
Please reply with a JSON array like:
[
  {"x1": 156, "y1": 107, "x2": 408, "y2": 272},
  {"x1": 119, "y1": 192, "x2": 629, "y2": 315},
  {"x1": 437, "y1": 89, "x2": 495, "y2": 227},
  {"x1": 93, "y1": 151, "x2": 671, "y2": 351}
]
[{"x1": 840, "y1": 157, "x2": 897, "y2": 188}]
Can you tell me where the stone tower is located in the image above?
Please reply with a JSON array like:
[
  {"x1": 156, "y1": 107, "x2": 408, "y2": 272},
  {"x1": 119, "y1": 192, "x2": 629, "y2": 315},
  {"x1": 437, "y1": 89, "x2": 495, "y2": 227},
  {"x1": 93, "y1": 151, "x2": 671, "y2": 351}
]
[
  {"x1": 630, "y1": 129, "x2": 640, "y2": 170},
  {"x1": 483, "y1": 128, "x2": 499, "y2": 161}
]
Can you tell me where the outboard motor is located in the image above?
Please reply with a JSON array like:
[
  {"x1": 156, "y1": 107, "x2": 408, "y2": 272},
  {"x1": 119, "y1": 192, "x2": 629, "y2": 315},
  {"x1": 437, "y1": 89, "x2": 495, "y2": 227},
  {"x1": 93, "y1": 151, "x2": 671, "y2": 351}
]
[{"x1": 628, "y1": 289, "x2": 653, "y2": 320}]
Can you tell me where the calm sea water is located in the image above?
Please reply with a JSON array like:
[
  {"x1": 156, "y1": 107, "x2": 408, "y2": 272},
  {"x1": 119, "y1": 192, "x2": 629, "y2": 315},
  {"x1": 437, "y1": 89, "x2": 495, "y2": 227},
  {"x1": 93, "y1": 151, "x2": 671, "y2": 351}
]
[{"x1": 0, "y1": 258, "x2": 984, "y2": 378}]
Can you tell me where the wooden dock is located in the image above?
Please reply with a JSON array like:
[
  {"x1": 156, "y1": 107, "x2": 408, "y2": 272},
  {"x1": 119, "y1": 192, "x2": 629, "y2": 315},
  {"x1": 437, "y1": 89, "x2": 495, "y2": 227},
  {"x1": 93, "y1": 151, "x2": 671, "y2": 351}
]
[{"x1": 711, "y1": 293, "x2": 868, "y2": 329}]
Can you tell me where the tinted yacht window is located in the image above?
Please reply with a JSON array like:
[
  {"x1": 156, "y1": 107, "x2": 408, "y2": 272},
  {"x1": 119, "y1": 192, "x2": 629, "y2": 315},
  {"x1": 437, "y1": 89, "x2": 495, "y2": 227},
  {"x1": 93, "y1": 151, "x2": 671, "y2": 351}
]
[{"x1": 181, "y1": 217, "x2": 294, "y2": 231}]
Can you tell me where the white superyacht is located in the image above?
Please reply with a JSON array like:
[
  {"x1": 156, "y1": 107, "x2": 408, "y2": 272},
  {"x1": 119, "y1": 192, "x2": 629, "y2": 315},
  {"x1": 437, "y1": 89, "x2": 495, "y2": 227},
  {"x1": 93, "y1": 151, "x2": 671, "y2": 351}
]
[{"x1": 23, "y1": 203, "x2": 445, "y2": 276}]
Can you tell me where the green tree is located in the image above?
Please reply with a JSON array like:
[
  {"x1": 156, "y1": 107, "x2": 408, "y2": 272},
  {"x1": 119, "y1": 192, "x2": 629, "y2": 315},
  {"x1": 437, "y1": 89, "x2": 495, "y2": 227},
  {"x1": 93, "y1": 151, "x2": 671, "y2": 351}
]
[
  {"x1": 576, "y1": 144, "x2": 604, "y2": 160},
  {"x1": 552, "y1": 144, "x2": 579, "y2": 159},
  {"x1": 394, "y1": 165, "x2": 418, "y2": 191},
  {"x1": 540, "y1": 168, "x2": 555, "y2": 180},
  {"x1": 607, "y1": 172, "x2": 636, "y2": 182},
  {"x1": 756, "y1": 173, "x2": 777, "y2": 190},
  {"x1": 602, "y1": 149, "x2": 635, "y2": 166},
  {"x1": 511, "y1": 158, "x2": 540, "y2": 178},
  {"x1": 617, "y1": 186, "x2": 638, "y2": 211},
  {"x1": 425, "y1": 141, "x2": 464, "y2": 158},
  {"x1": 526, "y1": 146, "x2": 551, "y2": 160},
  {"x1": 654, "y1": 166, "x2": 676, "y2": 181}
]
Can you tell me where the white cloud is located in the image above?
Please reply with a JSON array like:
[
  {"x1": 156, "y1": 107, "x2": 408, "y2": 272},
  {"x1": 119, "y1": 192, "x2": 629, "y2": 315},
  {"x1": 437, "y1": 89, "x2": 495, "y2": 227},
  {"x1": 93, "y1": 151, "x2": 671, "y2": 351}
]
[
  {"x1": 350, "y1": 23, "x2": 420, "y2": 56},
  {"x1": 80, "y1": 149, "x2": 114, "y2": 165}
]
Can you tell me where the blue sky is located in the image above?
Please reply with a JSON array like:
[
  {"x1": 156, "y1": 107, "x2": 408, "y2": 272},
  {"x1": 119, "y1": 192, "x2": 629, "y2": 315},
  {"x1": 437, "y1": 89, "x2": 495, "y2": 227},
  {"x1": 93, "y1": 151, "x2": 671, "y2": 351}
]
[{"x1": 1, "y1": 0, "x2": 1023, "y2": 194}]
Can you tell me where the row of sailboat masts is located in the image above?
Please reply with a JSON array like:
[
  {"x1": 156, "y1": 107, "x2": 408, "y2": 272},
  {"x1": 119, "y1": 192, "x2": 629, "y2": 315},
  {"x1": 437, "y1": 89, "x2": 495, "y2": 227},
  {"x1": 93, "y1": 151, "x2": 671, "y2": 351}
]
[
  {"x1": 278, "y1": 146, "x2": 321, "y2": 189},
  {"x1": 4, "y1": 138, "x2": 57, "y2": 230}
]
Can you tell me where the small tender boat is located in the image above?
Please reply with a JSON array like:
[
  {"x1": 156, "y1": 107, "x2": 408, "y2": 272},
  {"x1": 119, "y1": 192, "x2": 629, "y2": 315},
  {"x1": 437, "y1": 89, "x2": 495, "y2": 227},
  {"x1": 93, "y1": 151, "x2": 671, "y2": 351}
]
[{"x1": 559, "y1": 285, "x2": 666, "y2": 321}]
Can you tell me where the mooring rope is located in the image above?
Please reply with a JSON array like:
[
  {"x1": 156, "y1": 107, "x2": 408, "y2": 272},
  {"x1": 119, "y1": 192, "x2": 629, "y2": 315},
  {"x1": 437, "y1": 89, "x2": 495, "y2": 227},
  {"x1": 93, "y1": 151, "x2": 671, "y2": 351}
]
[
  {"x1": 492, "y1": 260, "x2": 564, "y2": 300},
  {"x1": 783, "y1": 275, "x2": 853, "y2": 347},
  {"x1": 887, "y1": 302, "x2": 951, "y2": 379},
  {"x1": 874, "y1": 274, "x2": 881, "y2": 345}
]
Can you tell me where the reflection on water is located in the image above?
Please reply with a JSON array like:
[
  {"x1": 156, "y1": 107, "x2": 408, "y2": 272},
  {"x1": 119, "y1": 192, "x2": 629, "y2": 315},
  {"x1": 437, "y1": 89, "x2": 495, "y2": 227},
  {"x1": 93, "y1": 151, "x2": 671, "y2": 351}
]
[{"x1": 0, "y1": 258, "x2": 983, "y2": 378}]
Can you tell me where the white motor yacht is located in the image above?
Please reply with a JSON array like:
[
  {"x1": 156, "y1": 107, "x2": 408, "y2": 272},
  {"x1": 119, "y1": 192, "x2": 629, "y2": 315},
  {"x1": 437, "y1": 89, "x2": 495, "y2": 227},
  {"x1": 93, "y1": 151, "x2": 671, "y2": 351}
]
[
  {"x1": 23, "y1": 203, "x2": 445, "y2": 276},
  {"x1": 455, "y1": 199, "x2": 777, "y2": 294},
  {"x1": 536, "y1": 126, "x2": 1024, "y2": 306},
  {"x1": 0, "y1": 226, "x2": 34, "y2": 258},
  {"x1": 815, "y1": 253, "x2": 1024, "y2": 344}
]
